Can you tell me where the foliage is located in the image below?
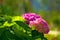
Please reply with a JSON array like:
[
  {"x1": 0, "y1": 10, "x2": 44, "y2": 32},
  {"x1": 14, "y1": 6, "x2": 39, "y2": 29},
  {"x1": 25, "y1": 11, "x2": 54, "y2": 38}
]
[{"x1": 0, "y1": 16, "x2": 48, "y2": 40}]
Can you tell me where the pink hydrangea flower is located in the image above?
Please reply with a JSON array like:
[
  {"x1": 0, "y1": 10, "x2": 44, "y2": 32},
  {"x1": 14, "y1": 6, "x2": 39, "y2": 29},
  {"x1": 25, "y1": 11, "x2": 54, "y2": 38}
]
[
  {"x1": 22, "y1": 13, "x2": 41, "y2": 21},
  {"x1": 29, "y1": 18, "x2": 49, "y2": 34},
  {"x1": 22, "y1": 13, "x2": 49, "y2": 34}
]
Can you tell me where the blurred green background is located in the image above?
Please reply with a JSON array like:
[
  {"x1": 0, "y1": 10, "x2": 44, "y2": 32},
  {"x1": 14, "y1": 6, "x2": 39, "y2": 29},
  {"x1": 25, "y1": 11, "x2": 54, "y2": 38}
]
[{"x1": 0, "y1": 0, "x2": 60, "y2": 40}]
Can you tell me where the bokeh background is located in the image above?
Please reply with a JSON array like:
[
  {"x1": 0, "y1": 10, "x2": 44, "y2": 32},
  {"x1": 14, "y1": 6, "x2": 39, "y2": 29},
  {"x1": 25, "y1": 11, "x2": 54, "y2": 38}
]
[{"x1": 0, "y1": 0, "x2": 60, "y2": 40}]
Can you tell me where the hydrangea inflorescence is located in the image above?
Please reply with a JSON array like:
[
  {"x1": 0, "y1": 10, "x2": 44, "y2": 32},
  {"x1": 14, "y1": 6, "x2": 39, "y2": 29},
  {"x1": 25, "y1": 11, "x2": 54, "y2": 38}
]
[{"x1": 22, "y1": 13, "x2": 49, "y2": 34}]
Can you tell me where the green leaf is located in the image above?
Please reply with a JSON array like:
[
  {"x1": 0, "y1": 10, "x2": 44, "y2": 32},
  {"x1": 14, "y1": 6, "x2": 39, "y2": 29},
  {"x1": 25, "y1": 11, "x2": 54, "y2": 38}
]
[
  {"x1": 11, "y1": 23, "x2": 32, "y2": 40},
  {"x1": 31, "y1": 26, "x2": 36, "y2": 30},
  {"x1": 0, "y1": 28, "x2": 21, "y2": 40},
  {"x1": 31, "y1": 30, "x2": 44, "y2": 40},
  {"x1": 15, "y1": 21, "x2": 31, "y2": 31},
  {"x1": 0, "y1": 17, "x2": 5, "y2": 26},
  {"x1": 12, "y1": 16, "x2": 25, "y2": 22},
  {"x1": 0, "y1": 28, "x2": 5, "y2": 37},
  {"x1": 4, "y1": 16, "x2": 12, "y2": 23}
]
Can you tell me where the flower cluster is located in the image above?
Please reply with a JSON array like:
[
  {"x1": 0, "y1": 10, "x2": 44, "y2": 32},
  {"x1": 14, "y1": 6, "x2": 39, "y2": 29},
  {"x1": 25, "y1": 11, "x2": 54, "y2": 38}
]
[{"x1": 22, "y1": 13, "x2": 49, "y2": 34}]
